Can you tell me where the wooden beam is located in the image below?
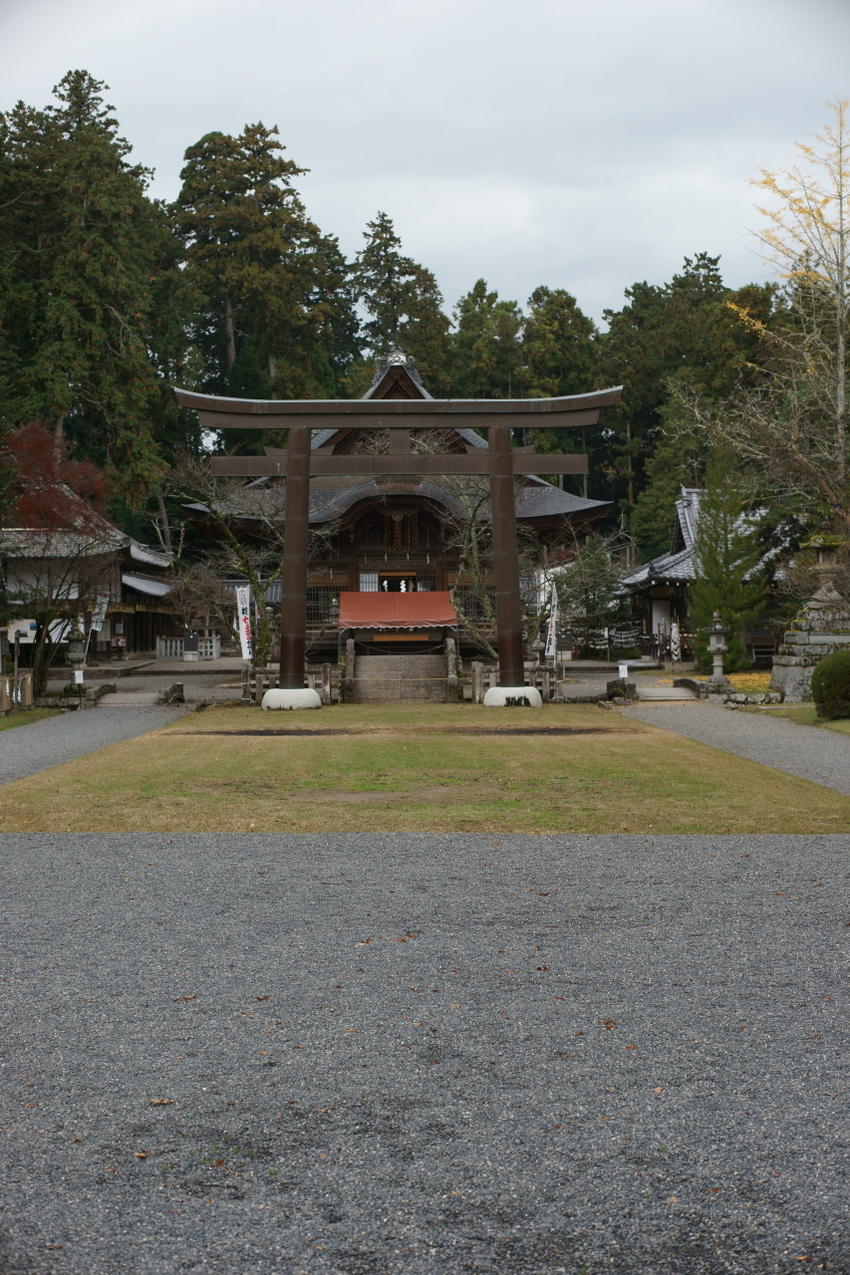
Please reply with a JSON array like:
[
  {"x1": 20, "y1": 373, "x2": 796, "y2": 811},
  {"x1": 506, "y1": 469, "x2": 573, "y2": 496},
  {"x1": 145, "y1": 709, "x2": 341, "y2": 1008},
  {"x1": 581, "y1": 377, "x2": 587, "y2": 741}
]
[
  {"x1": 209, "y1": 453, "x2": 589, "y2": 477},
  {"x1": 174, "y1": 385, "x2": 621, "y2": 423},
  {"x1": 197, "y1": 407, "x2": 601, "y2": 432}
]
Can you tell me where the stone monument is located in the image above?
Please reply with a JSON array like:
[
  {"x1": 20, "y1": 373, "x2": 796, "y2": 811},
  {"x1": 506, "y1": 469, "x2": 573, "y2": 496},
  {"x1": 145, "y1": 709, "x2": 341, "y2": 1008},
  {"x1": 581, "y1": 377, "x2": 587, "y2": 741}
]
[{"x1": 769, "y1": 538, "x2": 850, "y2": 702}]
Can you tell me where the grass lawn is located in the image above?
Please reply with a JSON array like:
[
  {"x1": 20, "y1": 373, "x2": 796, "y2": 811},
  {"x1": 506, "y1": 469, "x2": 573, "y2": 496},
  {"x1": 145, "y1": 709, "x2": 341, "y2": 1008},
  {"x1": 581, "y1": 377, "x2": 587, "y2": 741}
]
[
  {"x1": 0, "y1": 707, "x2": 61, "y2": 734},
  {"x1": 748, "y1": 703, "x2": 850, "y2": 735},
  {"x1": 2, "y1": 702, "x2": 849, "y2": 834}
]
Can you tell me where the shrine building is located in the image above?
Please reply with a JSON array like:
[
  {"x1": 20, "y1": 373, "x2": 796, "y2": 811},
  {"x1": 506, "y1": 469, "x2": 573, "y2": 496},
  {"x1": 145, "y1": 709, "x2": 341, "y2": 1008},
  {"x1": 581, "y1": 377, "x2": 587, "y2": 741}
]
[{"x1": 188, "y1": 350, "x2": 611, "y2": 663}]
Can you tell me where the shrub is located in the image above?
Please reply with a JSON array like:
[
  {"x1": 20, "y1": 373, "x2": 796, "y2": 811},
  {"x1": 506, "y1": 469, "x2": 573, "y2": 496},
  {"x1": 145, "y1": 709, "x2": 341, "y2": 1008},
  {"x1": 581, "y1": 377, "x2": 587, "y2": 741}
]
[{"x1": 811, "y1": 651, "x2": 850, "y2": 719}]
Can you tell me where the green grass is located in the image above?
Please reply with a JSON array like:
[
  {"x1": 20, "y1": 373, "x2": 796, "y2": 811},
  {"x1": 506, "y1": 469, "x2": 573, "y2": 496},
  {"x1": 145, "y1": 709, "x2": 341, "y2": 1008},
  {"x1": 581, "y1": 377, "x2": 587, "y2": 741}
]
[
  {"x1": 2, "y1": 701, "x2": 849, "y2": 834},
  {"x1": 0, "y1": 707, "x2": 61, "y2": 733},
  {"x1": 747, "y1": 703, "x2": 850, "y2": 734}
]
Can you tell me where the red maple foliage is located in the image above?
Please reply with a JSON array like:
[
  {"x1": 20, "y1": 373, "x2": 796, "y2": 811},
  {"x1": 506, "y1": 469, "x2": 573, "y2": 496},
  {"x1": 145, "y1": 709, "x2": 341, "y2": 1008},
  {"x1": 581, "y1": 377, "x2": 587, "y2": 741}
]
[{"x1": 3, "y1": 420, "x2": 110, "y2": 530}]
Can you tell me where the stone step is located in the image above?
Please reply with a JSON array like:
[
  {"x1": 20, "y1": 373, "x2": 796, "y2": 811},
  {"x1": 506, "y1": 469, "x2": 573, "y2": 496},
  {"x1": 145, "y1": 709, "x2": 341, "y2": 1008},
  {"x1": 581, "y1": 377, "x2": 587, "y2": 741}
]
[
  {"x1": 99, "y1": 691, "x2": 162, "y2": 706},
  {"x1": 354, "y1": 655, "x2": 445, "y2": 680},
  {"x1": 352, "y1": 653, "x2": 447, "y2": 702},
  {"x1": 636, "y1": 686, "x2": 698, "y2": 701}
]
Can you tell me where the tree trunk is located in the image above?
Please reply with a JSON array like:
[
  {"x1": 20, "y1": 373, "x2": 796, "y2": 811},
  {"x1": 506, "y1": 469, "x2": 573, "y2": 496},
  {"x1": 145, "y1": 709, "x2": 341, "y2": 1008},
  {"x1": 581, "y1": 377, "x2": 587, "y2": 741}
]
[
  {"x1": 224, "y1": 293, "x2": 236, "y2": 377},
  {"x1": 53, "y1": 415, "x2": 64, "y2": 482},
  {"x1": 836, "y1": 301, "x2": 846, "y2": 488},
  {"x1": 156, "y1": 492, "x2": 173, "y2": 556}
]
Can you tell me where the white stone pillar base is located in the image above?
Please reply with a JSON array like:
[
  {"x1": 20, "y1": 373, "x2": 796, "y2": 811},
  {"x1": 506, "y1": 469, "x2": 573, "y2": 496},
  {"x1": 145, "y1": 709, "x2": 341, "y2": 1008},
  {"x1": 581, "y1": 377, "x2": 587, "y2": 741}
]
[
  {"x1": 261, "y1": 688, "x2": 322, "y2": 711},
  {"x1": 483, "y1": 685, "x2": 543, "y2": 708}
]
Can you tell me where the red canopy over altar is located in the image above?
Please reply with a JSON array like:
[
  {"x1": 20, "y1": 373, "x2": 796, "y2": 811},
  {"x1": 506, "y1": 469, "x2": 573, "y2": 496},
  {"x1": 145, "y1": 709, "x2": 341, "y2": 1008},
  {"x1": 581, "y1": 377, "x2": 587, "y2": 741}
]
[{"x1": 337, "y1": 591, "x2": 458, "y2": 630}]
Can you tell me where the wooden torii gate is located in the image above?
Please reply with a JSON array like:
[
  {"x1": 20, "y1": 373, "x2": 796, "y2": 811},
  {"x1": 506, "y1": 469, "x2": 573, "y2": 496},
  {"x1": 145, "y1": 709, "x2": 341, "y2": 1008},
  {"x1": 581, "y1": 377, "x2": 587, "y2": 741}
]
[{"x1": 174, "y1": 386, "x2": 622, "y2": 692}]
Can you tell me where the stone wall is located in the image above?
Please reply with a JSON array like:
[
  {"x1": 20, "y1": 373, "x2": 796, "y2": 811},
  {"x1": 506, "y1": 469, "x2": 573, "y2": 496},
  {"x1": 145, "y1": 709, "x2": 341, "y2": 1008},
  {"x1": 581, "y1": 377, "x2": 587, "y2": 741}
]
[{"x1": 769, "y1": 590, "x2": 850, "y2": 702}]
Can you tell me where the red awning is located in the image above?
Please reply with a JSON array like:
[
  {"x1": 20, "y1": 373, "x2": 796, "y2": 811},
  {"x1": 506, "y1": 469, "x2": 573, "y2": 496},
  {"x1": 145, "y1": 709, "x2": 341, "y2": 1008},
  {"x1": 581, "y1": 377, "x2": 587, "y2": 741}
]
[{"x1": 338, "y1": 591, "x2": 458, "y2": 630}]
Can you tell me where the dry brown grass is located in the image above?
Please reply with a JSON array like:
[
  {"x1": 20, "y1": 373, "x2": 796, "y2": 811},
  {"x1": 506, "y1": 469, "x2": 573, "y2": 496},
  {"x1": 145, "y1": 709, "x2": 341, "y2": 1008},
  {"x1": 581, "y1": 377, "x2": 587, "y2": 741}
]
[{"x1": 2, "y1": 702, "x2": 848, "y2": 834}]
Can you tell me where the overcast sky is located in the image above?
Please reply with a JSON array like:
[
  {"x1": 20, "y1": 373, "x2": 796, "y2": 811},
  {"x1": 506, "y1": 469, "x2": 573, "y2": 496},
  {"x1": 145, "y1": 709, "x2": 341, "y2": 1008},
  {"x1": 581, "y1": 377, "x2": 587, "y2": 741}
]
[{"x1": 2, "y1": 0, "x2": 848, "y2": 325}]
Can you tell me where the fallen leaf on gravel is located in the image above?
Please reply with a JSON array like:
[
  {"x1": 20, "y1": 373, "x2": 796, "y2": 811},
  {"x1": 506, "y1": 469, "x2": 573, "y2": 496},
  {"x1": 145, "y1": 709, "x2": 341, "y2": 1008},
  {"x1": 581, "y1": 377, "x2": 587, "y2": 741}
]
[
  {"x1": 603, "y1": 1019, "x2": 618, "y2": 1030},
  {"x1": 668, "y1": 1195, "x2": 677, "y2": 1203},
  {"x1": 794, "y1": 1258, "x2": 812, "y2": 1264},
  {"x1": 625, "y1": 1045, "x2": 637, "y2": 1051},
  {"x1": 150, "y1": 1099, "x2": 173, "y2": 1106},
  {"x1": 355, "y1": 938, "x2": 372, "y2": 946},
  {"x1": 172, "y1": 995, "x2": 195, "y2": 1002},
  {"x1": 256, "y1": 995, "x2": 270, "y2": 1002},
  {"x1": 134, "y1": 1150, "x2": 148, "y2": 1159},
  {"x1": 653, "y1": 1086, "x2": 664, "y2": 1094},
  {"x1": 214, "y1": 1158, "x2": 224, "y2": 1167}
]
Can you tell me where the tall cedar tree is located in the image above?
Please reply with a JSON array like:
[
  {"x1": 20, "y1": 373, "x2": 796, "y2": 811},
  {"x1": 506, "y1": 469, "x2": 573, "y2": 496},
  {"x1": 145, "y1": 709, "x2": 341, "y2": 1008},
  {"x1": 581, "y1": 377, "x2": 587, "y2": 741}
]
[
  {"x1": 352, "y1": 212, "x2": 450, "y2": 393},
  {"x1": 599, "y1": 254, "x2": 774, "y2": 541},
  {"x1": 522, "y1": 286, "x2": 600, "y2": 485},
  {"x1": 175, "y1": 124, "x2": 359, "y2": 421},
  {"x1": 0, "y1": 72, "x2": 192, "y2": 508},
  {"x1": 689, "y1": 450, "x2": 767, "y2": 671},
  {"x1": 450, "y1": 279, "x2": 523, "y2": 398}
]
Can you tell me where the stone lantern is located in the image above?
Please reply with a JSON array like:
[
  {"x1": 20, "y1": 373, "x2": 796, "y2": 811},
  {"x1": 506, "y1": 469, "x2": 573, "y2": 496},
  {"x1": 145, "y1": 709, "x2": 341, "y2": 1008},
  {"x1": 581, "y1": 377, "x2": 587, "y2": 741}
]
[
  {"x1": 66, "y1": 621, "x2": 86, "y2": 675},
  {"x1": 705, "y1": 611, "x2": 731, "y2": 694}
]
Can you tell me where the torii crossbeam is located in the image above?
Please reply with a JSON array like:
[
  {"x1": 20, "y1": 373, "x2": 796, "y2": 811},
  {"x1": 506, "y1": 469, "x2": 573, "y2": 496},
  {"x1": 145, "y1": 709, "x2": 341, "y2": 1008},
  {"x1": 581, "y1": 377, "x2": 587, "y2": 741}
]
[{"x1": 174, "y1": 387, "x2": 622, "y2": 695}]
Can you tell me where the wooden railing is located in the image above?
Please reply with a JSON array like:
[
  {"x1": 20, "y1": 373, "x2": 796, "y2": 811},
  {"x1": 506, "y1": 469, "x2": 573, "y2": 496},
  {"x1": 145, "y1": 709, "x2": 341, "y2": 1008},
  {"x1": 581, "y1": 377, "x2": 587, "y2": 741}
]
[
  {"x1": 242, "y1": 664, "x2": 337, "y2": 705},
  {"x1": 470, "y1": 662, "x2": 556, "y2": 703}
]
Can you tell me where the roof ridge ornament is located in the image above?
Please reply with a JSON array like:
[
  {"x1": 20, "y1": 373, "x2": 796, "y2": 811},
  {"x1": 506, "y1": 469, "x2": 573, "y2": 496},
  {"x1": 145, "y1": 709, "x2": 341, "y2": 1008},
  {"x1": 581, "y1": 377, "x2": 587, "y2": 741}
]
[{"x1": 370, "y1": 346, "x2": 424, "y2": 387}]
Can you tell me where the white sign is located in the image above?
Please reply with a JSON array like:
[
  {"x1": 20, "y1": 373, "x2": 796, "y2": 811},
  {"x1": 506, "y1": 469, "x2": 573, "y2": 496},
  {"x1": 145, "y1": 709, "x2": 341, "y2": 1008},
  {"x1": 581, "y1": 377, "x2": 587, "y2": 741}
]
[
  {"x1": 7, "y1": 619, "x2": 37, "y2": 644},
  {"x1": 235, "y1": 585, "x2": 253, "y2": 661},
  {"x1": 544, "y1": 586, "x2": 558, "y2": 659},
  {"x1": 74, "y1": 670, "x2": 85, "y2": 684}
]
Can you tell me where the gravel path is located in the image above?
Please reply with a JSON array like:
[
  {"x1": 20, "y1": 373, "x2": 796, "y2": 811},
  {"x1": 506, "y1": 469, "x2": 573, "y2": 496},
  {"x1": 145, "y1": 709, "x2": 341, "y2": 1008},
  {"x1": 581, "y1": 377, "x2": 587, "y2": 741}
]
[
  {"x1": 0, "y1": 706, "x2": 185, "y2": 786},
  {"x1": 2, "y1": 831, "x2": 849, "y2": 1274},
  {"x1": 622, "y1": 702, "x2": 850, "y2": 796}
]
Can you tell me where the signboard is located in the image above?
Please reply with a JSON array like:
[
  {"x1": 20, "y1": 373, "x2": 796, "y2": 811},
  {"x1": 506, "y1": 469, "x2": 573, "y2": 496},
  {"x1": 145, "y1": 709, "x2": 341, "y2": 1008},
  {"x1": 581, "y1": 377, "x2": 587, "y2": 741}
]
[
  {"x1": 235, "y1": 585, "x2": 253, "y2": 661},
  {"x1": 7, "y1": 619, "x2": 37, "y2": 644}
]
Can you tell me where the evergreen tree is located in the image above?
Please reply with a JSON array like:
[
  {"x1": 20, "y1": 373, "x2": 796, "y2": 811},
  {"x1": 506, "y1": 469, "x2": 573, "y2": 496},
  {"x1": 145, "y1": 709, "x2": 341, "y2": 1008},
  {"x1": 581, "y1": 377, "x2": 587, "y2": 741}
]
[
  {"x1": 175, "y1": 123, "x2": 359, "y2": 411},
  {"x1": 450, "y1": 279, "x2": 523, "y2": 398},
  {"x1": 522, "y1": 286, "x2": 598, "y2": 397},
  {"x1": 353, "y1": 212, "x2": 450, "y2": 392},
  {"x1": 0, "y1": 71, "x2": 191, "y2": 506},
  {"x1": 521, "y1": 286, "x2": 599, "y2": 487},
  {"x1": 689, "y1": 450, "x2": 767, "y2": 671},
  {"x1": 598, "y1": 254, "x2": 774, "y2": 535}
]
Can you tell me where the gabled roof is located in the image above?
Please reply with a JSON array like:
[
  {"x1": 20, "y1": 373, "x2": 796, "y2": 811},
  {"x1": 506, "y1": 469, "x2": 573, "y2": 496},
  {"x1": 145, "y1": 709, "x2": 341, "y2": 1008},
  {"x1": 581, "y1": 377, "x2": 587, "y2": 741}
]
[
  {"x1": 621, "y1": 486, "x2": 772, "y2": 590},
  {"x1": 621, "y1": 487, "x2": 703, "y2": 587},
  {"x1": 309, "y1": 347, "x2": 490, "y2": 456}
]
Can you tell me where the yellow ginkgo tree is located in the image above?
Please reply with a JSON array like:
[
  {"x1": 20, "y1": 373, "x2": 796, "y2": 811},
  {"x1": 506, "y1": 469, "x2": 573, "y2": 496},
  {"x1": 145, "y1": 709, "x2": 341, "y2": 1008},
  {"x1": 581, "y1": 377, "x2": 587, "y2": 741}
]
[
  {"x1": 751, "y1": 97, "x2": 850, "y2": 490},
  {"x1": 670, "y1": 102, "x2": 850, "y2": 538}
]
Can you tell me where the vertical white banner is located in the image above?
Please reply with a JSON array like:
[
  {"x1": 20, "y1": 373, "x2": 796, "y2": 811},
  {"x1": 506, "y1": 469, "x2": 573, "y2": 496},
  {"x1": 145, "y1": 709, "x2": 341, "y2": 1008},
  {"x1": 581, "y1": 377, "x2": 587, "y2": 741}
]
[
  {"x1": 544, "y1": 585, "x2": 558, "y2": 659},
  {"x1": 235, "y1": 585, "x2": 253, "y2": 661},
  {"x1": 90, "y1": 592, "x2": 110, "y2": 632}
]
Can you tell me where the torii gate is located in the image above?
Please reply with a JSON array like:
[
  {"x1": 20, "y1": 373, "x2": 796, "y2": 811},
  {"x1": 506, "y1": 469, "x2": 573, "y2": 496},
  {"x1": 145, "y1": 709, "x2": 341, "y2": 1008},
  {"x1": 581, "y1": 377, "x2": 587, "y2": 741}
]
[{"x1": 174, "y1": 386, "x2": 622, "y2": 698}]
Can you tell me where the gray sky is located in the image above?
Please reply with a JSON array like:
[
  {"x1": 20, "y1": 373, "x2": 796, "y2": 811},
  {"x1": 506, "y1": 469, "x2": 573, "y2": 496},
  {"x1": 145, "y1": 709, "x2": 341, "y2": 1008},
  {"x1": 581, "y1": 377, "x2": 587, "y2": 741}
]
[{"x1": 2, "y1": 0, "x2": 848, "y2": 324}]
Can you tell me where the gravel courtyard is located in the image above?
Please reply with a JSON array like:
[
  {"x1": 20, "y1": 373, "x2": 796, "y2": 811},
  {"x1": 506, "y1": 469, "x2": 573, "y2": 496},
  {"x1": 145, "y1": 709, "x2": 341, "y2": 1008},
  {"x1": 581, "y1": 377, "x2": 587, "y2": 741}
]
[{"x1": 2, "y1": 831, "x2": 848, "y2": 1274}]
